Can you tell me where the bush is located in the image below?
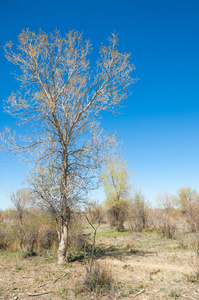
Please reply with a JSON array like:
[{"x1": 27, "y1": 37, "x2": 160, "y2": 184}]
[
  {"x1": 38, "y1": 227, "x2": 58, "y2": 249},
  {"x1": 0, "y1": 211, "x2": 16, "y2": 250},
  {"x1": 147, "y1": 208, "x2": 177, "y2": 239},
  {"x1": 18, "y1": 214, "x2": 39, "y2": 254},
  {"x1": 68, "y1": 213, "x2": 87, "y2": 249},
  {"x1": 159, "y1": 214, "x2": 176, "y2": 239},
  {"x1": 84, "y1": 262, "x2": 114, "y2": 292},
  {"x1": 0, "y1": 222, "x2": 15, "y2": 249},
  {"x1": 88, "y1": 204, "x2": 107, "y2": 224},
  {"x1": 107, "y1": 201, "x2": 129, "y2": 231},
  {"x1": 128, "y1": 193, "x2": 149, "y2": 232}
]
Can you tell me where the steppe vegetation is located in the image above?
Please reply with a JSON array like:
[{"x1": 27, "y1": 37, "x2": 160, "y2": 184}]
[{"x1": 1, "y1": 190, "x2": 199, "y2": 299}]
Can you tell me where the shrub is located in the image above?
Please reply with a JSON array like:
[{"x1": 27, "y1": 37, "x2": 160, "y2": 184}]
[
  {"x1": 159, "y1": 214, "x2": 176, "y2": 239},
  {"x1": 0, "y1": 211, "x2": 16, "y2": 250},
  {"x1": 0, "y1": 222, "x2": 15, "y2": 249},
  {"x1": 107, "y1": 203, "x2": 129, "y2": 231},
  {"x1": 38, "y1": 227, "x2": 58, "y2": 249},
  {"x1": 19, "y1": 214, "x2": 39, "y2": 254},
  {"x1": 84, "y1": 261, "x2": 114, "y2": 292},
  {"x1": 68, "y1": 213, "x2": 87, "y2": 249},
  {"x1": 88, "y1": 203, "x2": 107, "y2": 224},
  {"x1": 128, "y1": 192, "x2": 149, "y2": 232}
]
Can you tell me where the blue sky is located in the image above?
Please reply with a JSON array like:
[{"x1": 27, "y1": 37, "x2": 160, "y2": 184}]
[{"x1": 0, "y1": 0, "x2": 199, "y2": 209}]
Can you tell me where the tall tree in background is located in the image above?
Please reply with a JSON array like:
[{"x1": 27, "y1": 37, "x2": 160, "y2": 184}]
[
  {"x1": 1, "y1": 30, "x2": 135, "y2": 263},
  {"x1": 177, "y1": 187, "x2": 198, "y2": 212},
  {"x1": 176, "y1": 187, "x2": 199, "y2": 231},
  {"x1": 101, "y1": 157, "x2": 132, "y2": 231}
]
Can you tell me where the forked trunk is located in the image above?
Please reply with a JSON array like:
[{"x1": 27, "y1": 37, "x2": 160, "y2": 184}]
[{"x1": 57, "y1": 219, "x2": 68, "y2": 264}]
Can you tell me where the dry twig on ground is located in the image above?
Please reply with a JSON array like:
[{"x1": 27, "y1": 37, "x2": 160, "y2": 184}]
[
  {"x1": 134, "y1": 289, "x2": 145, "y2": 297},
  {"x1": 53, "y1": 270, "x2": 70, "y2": 284},
  {"x1": 27, "y1": 291, "x2": 54, "y2": 297}
]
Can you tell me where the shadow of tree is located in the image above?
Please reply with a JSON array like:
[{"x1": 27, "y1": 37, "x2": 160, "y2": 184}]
[{"x1": 68, "y1": 242, "x2": 154, "y2": 262}]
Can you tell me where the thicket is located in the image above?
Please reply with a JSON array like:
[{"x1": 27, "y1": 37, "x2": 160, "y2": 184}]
[
  {"x1": 0, "y1": 208, "x2": 88, "y2": 255},
  {"x1": 2, "y1": 186, "x2": 199, "y2": 257}
]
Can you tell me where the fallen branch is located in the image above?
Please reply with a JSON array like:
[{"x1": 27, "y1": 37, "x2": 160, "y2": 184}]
[
  {"x1": 135, "y1": 289, "x2": 145, "y2": 297},
  {"x1": 150, "y1": 269, "x2": 160, "y2": 275},
  {"x1": 27, "y1": 291, "x2": 54, "y2": 297},
  {"x1": 181, "y1": 296, "x2": 196, "y2": 300},
  {"x1": 53, "y1": 270, "x2": 70, "y2": 284}
]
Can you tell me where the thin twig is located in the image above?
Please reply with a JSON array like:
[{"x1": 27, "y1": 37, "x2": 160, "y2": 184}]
[
  {"x1": 181, "y1": 295, "x2": 196, "y2": 300},
  {"x1": 53, "y1": 270, "x2": 70, "y2": 284},
  {"x1": 27, "y1": 291, "x2": 54, "y2": 296},
  {"x1": 38, "y1": 283, "x2": 46, "y2": 288},
  {"x1": 134, "y1": 289, "x2": 145, "y2": 297}
]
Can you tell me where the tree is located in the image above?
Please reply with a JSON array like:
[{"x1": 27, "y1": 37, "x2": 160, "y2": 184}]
[
  {"x1": 101, "y1": 157, "x2": 132, "y2": 231},
  {"x1": 1, "y1": 30, "x2": 135, "y2": 263},
  {"x1": 10, "y1": 188, "x2": 39, "y2": 253},
  {"x1": 156, "y1": 192, "x2": 177, "y2": 239},
  {"x1": 177, "y1": 187, "x2": 199, "y2": 231},
  {"x1": 128, "y1": 191, "x2": 148, "y2": 232},
  {"x1": 156, "y1": 191, "x2": 175, "y2": 213},
  {"x1": 177, "y1": 187, "x2": 198, "y2": 212}
]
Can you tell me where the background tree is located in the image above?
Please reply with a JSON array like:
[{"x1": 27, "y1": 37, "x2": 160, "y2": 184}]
[
  {"x1": 156, "y1": 192, "x2": 177, "y2": 239},
  {"x1": 177, "y1": 187, "x2": 198, "y2": 213},
  {"x1": 11, "y1": 188, "x2": 39, "y2": 254},
  {"x1": 128, "y1": 191, "x2": 148, "y2": 232},
  {"x1": 1, "y1": 30, "x2": 135, "y2": 263},
  {"x1": 156, "y1": 191, "x2": 175, "y2": 213},
  {"x1": 177, "y1": 187, "x2": 199, "y2": 231},
  {"x1": 101, "y1": 157, "x2": 132, "y2": 231}
]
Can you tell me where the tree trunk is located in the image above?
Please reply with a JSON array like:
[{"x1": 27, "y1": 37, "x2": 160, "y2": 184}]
[
  {"x1": 57, "y1": 150, "x2": 70, "y2": 264},
  {"x1": 57, "y1": 218, "x2": 68, "y2": 264}
]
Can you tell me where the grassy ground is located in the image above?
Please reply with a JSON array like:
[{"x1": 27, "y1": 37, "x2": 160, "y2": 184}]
[{"x1": 0, "y1": 224, "x2": 199, "y2": 299}]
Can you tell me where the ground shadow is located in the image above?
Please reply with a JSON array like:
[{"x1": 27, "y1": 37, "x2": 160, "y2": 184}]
[{"x1": 67, "y1": 243, "x2": 154, "y2": 262}]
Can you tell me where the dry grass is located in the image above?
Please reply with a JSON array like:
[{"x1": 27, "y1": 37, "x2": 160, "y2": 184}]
[{"x1": 1, "y1": 224, "x2": 199, "y2": 299}]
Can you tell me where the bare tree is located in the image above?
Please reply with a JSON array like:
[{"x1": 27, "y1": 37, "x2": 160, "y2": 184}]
[
  {"x1": 156, "y1": 191, "x2": 175, "y2": 213},
  {"x1": 10, "y1": 188, "x2": 30, "y2": 225},
  {"x1": 129, "y1": 191, "x2": 148, "y2": 232},
  {"x1": 10, "y1": 188, "x2": 38, "y2": 253},
  {"x1": 1, "y1": 30, "x2": 135, "y2": 263}
]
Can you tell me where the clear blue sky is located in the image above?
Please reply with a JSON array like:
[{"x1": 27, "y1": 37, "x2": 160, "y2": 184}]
[{"x1": 0, "y1": 0, "x2": 199, "y2": 209}]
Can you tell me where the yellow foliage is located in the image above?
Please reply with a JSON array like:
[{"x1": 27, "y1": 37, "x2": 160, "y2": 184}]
[{"x1": 101, "y1": 157, "x2": 132, "y2": 209}]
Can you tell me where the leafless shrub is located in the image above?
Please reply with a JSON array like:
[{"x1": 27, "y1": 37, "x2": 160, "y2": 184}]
[
  {"x1": 84, "y1": 261, "x2": 114, "y2": 292},
  {"x1": 147, "y1": 208, "x2": 162, "y2": 230},
  {"x1": 0, "y1": 210, "x2": 17, "y2": 249},
  {"x1": 19, "y1": 215, "x2": 39, "y2": 254},
  {"x1": 0, "y1": 223, "x2": 15, "y2": 249},
  {"x1": 175, "y1": 227, "x2": 188, "y2": 249},
  {"x1": 183, "y1": 201, "x2": 199, "y2": 232},
  {"x1": 176, "y1": 187, "x2": 199, "y2": 233},
  {"x1": 67, "y1": 213, "x2": 87, "y2": 249},
  {"x1": 160, "y1": 214, "x2": 177, "y2": 239},
  {"x1": 147, "y1": 208, "x2": 178, "y2": 239},
  {"x1": 128, "y1": 192, "x2": 149, "y2": 232},
  {"x1": 188, "y1": 252, "x2": 199, "y2": 282},
  {"x1": 87, "y1": 202, "x2": 107, "y2": 225},
  {"x1": 83, "y1": 210, "x2": 115, "y2": 294},
  {"x1": 38, "y1": 227, "x2": 58, "y2": 250},
  {"x1": 155, "y1": 192, "x2": 178, "y2": 239}
]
